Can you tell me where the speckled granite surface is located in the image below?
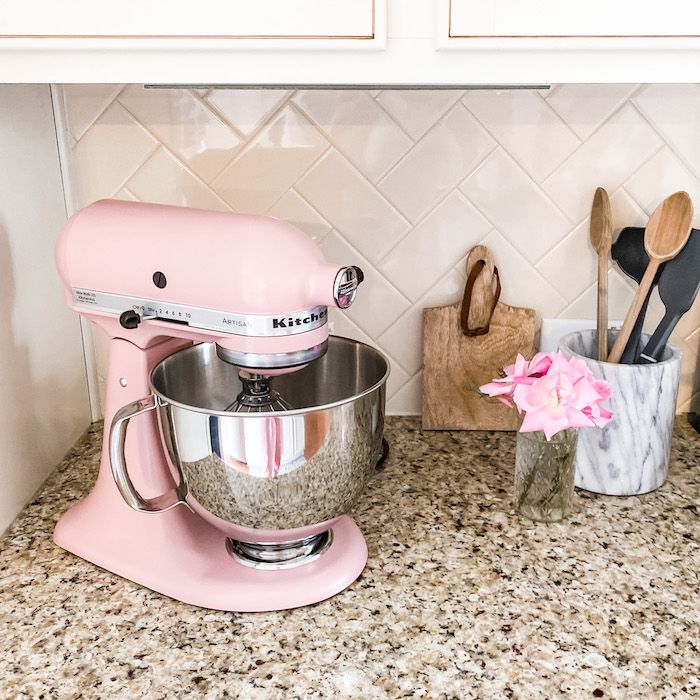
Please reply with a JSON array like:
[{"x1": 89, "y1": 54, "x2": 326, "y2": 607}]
[{"x1": 1, "y1": 418, "x2": 698, "y2": 699}]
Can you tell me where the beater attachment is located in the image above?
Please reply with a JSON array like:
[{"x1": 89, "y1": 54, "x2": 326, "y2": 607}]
[{"x1": 225, "y1": 371, "x2": 292, "y2": 412}]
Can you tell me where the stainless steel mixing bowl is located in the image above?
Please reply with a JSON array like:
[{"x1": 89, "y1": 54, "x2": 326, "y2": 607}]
[{"x1": 109, "y1": 336, "x2": 389, "y2": 553}]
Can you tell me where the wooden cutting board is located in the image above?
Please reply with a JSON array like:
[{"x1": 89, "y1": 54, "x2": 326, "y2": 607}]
[{"x1": 422, "y1": 245, "x2": 541, "y2": 431}]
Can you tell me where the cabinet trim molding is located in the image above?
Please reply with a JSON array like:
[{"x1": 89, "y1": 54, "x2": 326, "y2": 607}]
[
  {"x1": 440, "y1": 0, "x2": 700, "y2": 45},
  {"x1": 1, "y1": 0, "x2": 383, "y2": 43}
]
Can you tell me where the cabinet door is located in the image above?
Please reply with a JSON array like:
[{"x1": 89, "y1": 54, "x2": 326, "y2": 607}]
[
  {"x1": 447, "y1": 0, "x2": 700, "y2": 38},
  {"x1": 1, "y1": 0, "x2": 376, "y2": 39}
]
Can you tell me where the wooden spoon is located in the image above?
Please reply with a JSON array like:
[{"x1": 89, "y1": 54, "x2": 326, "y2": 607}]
[
  {"x1": 590, "y1": 187, "x2": 612, "y2": 360},
  {"x1": 607, "y1": 191, "x2": 693, "y2": 363}
]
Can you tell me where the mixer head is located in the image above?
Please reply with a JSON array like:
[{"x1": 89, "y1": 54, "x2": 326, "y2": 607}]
[
  {"x1": 56, "y1": 200, "x2": 364, "y2": 376},
  {"x1": 213, "y1": 264, "x2": 363, "y2": 373}
]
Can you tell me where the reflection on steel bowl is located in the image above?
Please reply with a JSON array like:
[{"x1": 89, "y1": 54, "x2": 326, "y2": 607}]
[{"x1": 146, "y1": 337, "x2": 389, "y2": 539}]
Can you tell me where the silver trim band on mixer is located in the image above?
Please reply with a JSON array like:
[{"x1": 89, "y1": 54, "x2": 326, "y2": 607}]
[
  {"x1": 215, "y1": 340, "x2": 328, "y2": 369},
  {"x1": 71, "y1": 288, "x2": 328, "y2": 337}
]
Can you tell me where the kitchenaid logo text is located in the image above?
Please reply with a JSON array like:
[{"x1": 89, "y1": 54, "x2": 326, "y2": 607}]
[{"x1": 272, "y1": 308, "x2": 327, "y2": 329}]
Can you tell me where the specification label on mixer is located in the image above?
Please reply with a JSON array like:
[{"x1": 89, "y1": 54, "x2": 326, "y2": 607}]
[{"x1": 71, "y1": 288, "x2": 328, "y2": 337}]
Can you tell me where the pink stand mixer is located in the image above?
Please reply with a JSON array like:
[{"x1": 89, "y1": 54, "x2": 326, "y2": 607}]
[{"x1": 54, "y1": 199, "x2": 389, "y2": 611}]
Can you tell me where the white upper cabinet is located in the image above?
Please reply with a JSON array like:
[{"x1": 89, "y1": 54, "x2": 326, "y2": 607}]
[
  {"x1": 446, "y1": 0, "x2": 700, "y2": 40},
  {"x1": 2, "y1": 0, "x2": 376, "y2": 39},
  {"x1": 1, "y1": 0, "x2": 699, "y2": 83}
]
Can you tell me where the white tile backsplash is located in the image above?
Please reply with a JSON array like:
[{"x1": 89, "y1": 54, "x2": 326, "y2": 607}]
[
  {"x1": 462, "y1": 90, "x2": 580, "y2": 182},
  {"x1": 633, "y1": 84, "x2": 700, "y2": 181},
  {"x1": 461, "y1": 149, "x2": 572, "y2": 263},
  {"x1": 204, "y1": 89, "x2": 291, "y2": 137},
  {"x1": 296, "y1": 149, "x2": 410, "y2": 263},
  {"x1": 267, "y1": 189, "x2": 333, "y2": 242},
  {"x1": 543, "y1": 103, "x2": 664, "y2": 223},
  {"x1": 71, "y1": 101, "x2": 158, "y2": 205},
  {"x1": 378, "y1": 191, "x2": 489, "y2": 302},
  {"x1": 61, "y1": 84, "x2": 124, "y2": 140},
  {"x1": 118, "y1": 85, "x2": 242, "y2": 182},
  {"x1": 624, "y1": 147, "x2": 700, "y2": 228},
  {"x1": 59, "y1": 84, "x2": 700, "y2": 415},
  {"x1": 319, "y1": 231, "x2": 410, "y2": 338},
  {"x1": 377, "y1": 104, "x2": 495, "y2": 223},
  {"x1": 293, "y1": 90, "x2": 413, "y2": 182},
  {"x1": 375, "y1": 90, "x2": 462, "y2": 141},
  {"x1": 536, "y1": 218, "x2": 597, "y2": 303},
  {"x1": 212, "y1": 103, "x2": 328, "y2": 212},
  {"x1": 544, "y1": 84, "x2": 638, "y2": 140},
  {"x1": 126, "y1": 148, "x2": 231, "y2": 211}
]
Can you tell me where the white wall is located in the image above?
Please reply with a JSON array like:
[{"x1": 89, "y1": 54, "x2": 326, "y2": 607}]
[
  {"x1": 0, "y1": 85, "x2": 91, "y2": 535},
  {"x1": 59, "y1": 84, "x2": 700, "y2": 415}
]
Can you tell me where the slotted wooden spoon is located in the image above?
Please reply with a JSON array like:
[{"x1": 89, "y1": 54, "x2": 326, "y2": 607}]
[
  {"x1": 590, "y1": 187, "x2": 612, "y2": 360},
  {"x1": 608, "y1": 191, "x2": 693, "y2": 363}
]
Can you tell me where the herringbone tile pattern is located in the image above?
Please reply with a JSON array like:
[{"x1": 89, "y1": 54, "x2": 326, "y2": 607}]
[{"x1": 59, "y1": 84, "x2": 700, "y2": 415}]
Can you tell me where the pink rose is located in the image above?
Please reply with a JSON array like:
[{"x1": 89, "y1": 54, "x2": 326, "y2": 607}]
[{"x1": 480, "y1": 351, "x2": 613, "y2": 440}]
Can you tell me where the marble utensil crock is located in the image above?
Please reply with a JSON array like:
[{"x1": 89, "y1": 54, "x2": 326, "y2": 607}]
[{"x1": 559, "y1": 329, "x2": 681, "y2": 496}]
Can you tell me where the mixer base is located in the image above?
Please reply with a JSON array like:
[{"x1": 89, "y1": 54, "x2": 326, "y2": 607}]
[{"x1": 54, "y1": 479, "x2": 368, "y2": 612}]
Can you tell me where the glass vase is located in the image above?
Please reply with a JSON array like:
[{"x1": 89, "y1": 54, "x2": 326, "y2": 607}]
[{"x1": 514, "y1": 428, "x2": 578, "y2": 523}]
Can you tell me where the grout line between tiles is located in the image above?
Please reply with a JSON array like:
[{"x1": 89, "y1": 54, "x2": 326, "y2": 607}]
[
  {"x1": 261, "y1": 142, "x2": 334, "y2": 216},
  {"x1": 297, "y1": 142, "x2": 415, "y2": 233},
  {"x1": 203, "y1": 90, "x2": 299, "y2": 185},
  {"x1": 289, "y1": 92, "x2": 415, "y2": 186},
  {"x1": 542, "y1": 92, "x2": 636, "y2": 164},
  {"x1": 68, "y1": 84, "x2": 128, "y2": 145},
  {"x1": 538, "y1": 97, "x2": 661, "y2": 223},
  {"x1": 106, "y1": 141, "x2": 161, "y2": 201},
  {"x1": 375, "y1": 260, "x2": 489, "y2": 377},
  {"x1": 455, "y1": 164, "x2": 571, "y2": 280},
  {"x1": 488, "y1": 146, "x2": 579, "y2": 226},
  {"x1": 551, "y1": 140, "x2": 666, "y2": 239},
  {"x1": 368, "y1": 91, "x2": 422, "y2": 145},
  {"x1": 372, "y1": 89, "x2": 466, "y2": 146},
  {"x1": 116, "y1": 129, "x2": 235, "y2": 212},
  {"x1": 527, "y1": 176, "x2": 653, "y2": 269},
  {"x1": 544, "y1": 84, "x2": 640, "y2": 143},
  {"x1": 461, "y1": 89, "x2": 584, "y2": 185},
  {"x1": 328, "y1": 226, "x2": 413, "y2": 308},
  {"x1": 530, "y1": 219, "x2": 586, "y2": 269},
  {"x1": 627, "y1": 98, "x2": 700, "y2": 183},
  {"x1": 190, "y1": 89, "x2": 247, "y2": 141},
  {"x1": 456, "y1": 100, "x2": 578, "y2": 224},
  {"x1": 487, "y1": 229, "x2": 569, "y2": 315},
  {"x1": 115, "y1": 92, "x2": 320, "y2": 211},
  {"x1": 618, "y1": 169, "x2": 666, "y2": 218},
  {"x1": 375, "y1": 102, "x2": 483, "y2": 193},
  {"x1": 557, "y1": 279, "x2": 597, "y2": 318},
  {"x1": 121, "y1": 187, "x2": 138, "y2": 200},
  {"x1": 373, "y1": 156, "x2": 494, "y2": 270},
  {"x1": 281, "y1": 186, "x2": 334, "y2": 240}
]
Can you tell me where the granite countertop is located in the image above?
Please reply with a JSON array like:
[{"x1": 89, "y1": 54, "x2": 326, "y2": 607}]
[{"x1": 1, "y1": 418, "x2": 698, "y2": 699}]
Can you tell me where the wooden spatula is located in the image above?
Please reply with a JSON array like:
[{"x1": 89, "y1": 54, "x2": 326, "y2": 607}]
[
  {"x1": 607, "y1": 191, "x2": 693, "y2": 363},
  {"x1": 590, "y1": 187, "x2": 612, "y2": 360}
]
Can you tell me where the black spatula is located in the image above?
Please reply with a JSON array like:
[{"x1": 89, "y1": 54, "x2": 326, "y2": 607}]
[
  {"x1": 638, "y1": 228, "x2": 700, "y2": 363},
  {"x1": 610, "y1": 227, "x2": 664, "y2": 363}
]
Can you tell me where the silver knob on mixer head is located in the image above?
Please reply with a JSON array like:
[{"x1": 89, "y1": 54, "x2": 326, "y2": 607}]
[{"x1": 333, "y1": 266, "x2": 363, "y2": 309}]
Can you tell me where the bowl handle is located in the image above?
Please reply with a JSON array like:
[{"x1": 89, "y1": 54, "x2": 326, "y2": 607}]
[{"x1": 109, "y1": 395, "x2": 190, "y2": 513}]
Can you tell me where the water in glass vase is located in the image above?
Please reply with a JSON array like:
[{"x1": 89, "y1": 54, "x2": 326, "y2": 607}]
[{"x1": 514, "y1": 428, "x2": 578, "y2": 523}]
